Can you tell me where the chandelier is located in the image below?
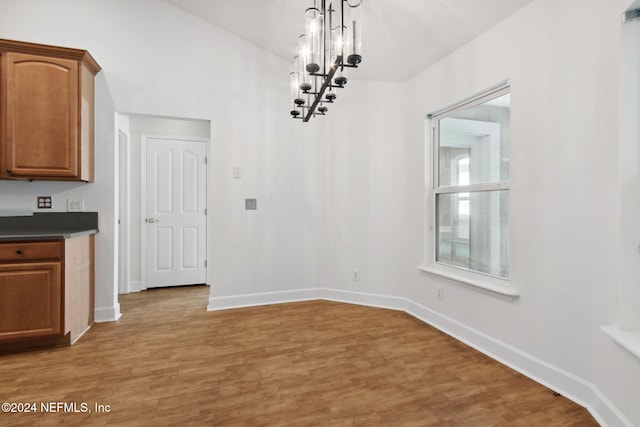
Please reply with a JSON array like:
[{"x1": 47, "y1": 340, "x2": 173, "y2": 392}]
[{"x1": 290, "y1": 0, "x2": 363, "y2": 122}]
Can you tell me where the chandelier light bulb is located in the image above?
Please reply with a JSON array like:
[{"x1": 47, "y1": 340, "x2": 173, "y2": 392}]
[
  {"x1": 345, "y1": 0, "x2": 362, "y2": 66},
  {"x1": 305, "y1": 5, "x2": 323, "y2": 73},
  {"x1": 297, "y1": 35, "x2": 313, "y2": 91},
  {"x1": 290, "y1": 57, "x2": 306, "y2": 106}
]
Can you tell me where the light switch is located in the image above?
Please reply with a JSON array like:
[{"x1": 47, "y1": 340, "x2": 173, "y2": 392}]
[
  {"x1": 67, "y1": 198, "x2": 85, "y2": 212},
  {"x1": 233, "y1": 167, "x2": 242, "y2": 179}
]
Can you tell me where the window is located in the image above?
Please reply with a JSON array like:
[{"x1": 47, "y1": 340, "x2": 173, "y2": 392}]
[{"x1": 430, "y1": 85, "x2": 510, "y2": 279}]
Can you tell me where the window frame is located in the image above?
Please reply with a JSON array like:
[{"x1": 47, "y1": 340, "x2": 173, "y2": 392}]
[{"x1": 421, "y1": 82, "x2": 517, "y2": 298}]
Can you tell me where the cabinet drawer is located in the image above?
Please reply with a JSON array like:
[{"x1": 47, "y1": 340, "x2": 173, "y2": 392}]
[{"x1": 0, "y1": 242, "x2": 62, "y2": 262}]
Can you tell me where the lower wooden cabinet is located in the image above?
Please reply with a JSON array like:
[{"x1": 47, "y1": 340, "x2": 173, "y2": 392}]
[
  {"x1": 0, "y1": 236, "x2": 94, "y2": 353},
  {"x1": 0, "y1": 261, "x2": 62, "y2": 341}
]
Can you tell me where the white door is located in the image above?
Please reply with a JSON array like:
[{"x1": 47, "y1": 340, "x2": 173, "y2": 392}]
[{"x1": 145, "y1": 137, "x2": 207, "y2": 288}]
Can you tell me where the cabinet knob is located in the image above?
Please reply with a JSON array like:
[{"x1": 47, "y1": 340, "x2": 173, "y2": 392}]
[
  {"x1": 16, "y1": 249, "x2": 22, "y2": 255},
  {"x1": 6, "y1": 169, "x2": 12, "y2": 174}
]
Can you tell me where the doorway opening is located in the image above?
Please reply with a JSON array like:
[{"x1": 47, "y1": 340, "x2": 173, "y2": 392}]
[{"x1": 116, "y1": 113, "x2": 210, "y2": 297}]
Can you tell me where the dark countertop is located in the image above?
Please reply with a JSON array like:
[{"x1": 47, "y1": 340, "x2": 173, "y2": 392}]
[
  {"x1": 0, "y1": 229, "x2": 97, "y2": 242},
  {"x1": 0, "y1": 212, "x2": 98, "y2": 242}
]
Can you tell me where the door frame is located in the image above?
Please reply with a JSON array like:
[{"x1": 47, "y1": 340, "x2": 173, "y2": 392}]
[
  {"x1": 140, "y1": 134, "x2": 209, "y2": 290},
  {"x1": 118, "y1": 130, "x2": 131, "y2": 294}
]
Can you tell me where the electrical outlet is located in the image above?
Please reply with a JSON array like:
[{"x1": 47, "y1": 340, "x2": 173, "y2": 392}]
[
  {"x1": 37, "y1": 196, "x2": 52, "y2": 209},
  {"x1": 352, "y1": 270, "x2": 360, "y2": 281},
  {"x1": 437, "y1": 287, "x2": 444, "y2": 300},
  {"x1": 232, "y1": 167, "x2": 242, "y2": 179}
]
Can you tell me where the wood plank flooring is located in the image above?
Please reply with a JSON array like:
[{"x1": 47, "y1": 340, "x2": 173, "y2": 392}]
[{"x1": 0, "y1": 285, "x2": 598, "y2": 426}]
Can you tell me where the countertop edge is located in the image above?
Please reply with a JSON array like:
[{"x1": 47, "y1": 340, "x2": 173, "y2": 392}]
[{"x1": 0, "y1": 228, "x2": 99, "y2": 242}]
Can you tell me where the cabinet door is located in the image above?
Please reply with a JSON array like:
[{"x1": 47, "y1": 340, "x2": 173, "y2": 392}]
[
  {"x1": 4, "y1": 52, "x2": 79, "y2": 179},
  {"x1": 0, "y1": 262, "x2": 62, "y2": 341}
]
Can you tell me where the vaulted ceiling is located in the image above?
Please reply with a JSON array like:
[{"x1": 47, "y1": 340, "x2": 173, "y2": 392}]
[{"x1": 166, "y1": 0, "x2": 534, "y2": 81}]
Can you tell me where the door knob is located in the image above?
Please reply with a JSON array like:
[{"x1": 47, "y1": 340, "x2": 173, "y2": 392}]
[{"x1": 146, "y1": 218, "x2": 159, "y2": 223}]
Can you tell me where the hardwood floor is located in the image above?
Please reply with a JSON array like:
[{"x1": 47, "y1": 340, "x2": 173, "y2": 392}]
[{"x1": 0, "y1": 285, "x2": 598, "y2": 426}]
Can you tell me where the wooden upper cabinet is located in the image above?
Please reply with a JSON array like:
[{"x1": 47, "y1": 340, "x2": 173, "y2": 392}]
[
  {"x1": 6, "y1": 53, "x2": 79, "y2": 179},
  {"x1": 0, "y1": 39, "x2": 101, "y2": 181}
]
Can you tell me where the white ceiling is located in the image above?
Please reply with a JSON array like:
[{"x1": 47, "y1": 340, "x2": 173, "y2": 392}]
[{"x1": 166, "y1": 0, "x2": 534, "y2": 82}]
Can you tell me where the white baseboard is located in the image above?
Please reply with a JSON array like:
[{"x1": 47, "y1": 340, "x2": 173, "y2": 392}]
[
  {"x1": 118, "y1": 281, "x2": 142, "y2": 295},
  {"x1": 94, "y1": 303, "x2": 122, "y2": 323},
  {"x1": 207, "y1": 288, "x2": 318, "y2": 311},
  {"x1": 129, "y1": 281, "x2": 143, "y2": 293},
  {"x1": 208, "y1": 287, "x2": 630, "y2": 427}
]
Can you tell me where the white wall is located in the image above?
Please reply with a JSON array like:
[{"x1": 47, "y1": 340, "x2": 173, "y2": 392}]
[
  {"x1": 619, "y1": 11, "x2": 640, "y2": 332},
  {"x1": 301, "y1": 80, "x2": 413, "y2": 298}
]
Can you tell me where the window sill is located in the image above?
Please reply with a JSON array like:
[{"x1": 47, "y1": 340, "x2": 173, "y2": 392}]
[
  {"x1": 418, "y1": 265, "x2": 519, "y2": 300},
  {"x1": 601, "y1": 325, "x2": 640, "y2": 360}
]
